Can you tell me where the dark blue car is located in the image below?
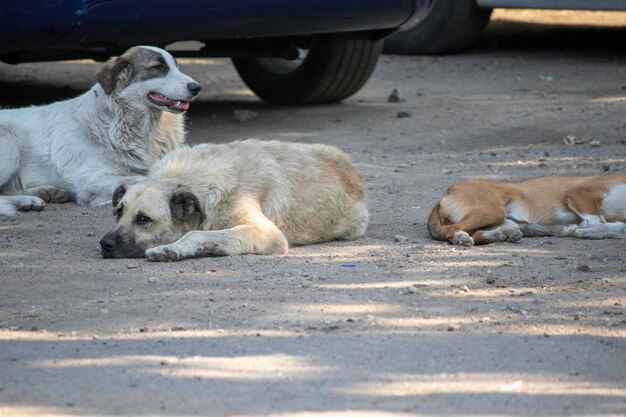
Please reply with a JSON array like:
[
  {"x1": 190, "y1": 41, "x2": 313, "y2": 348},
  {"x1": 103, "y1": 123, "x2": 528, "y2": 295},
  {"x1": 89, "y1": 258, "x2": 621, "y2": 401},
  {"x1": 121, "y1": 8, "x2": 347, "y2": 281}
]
[{"x1": 0, "y1": 0, "x2": 421, "y2": 104}]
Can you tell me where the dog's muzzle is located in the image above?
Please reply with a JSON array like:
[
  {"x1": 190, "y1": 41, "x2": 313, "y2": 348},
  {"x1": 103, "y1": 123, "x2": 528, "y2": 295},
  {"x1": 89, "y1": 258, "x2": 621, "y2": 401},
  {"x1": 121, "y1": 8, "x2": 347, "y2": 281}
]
[
  {"x1": 187, "y1": 82, "x2": 201, "y2": 97},
  {"x1": 100, "y1": 232, "x2": 142, "y2": 258},
  {"x1": 100, "y1": 232, "x2": 121, "y2": 258}
]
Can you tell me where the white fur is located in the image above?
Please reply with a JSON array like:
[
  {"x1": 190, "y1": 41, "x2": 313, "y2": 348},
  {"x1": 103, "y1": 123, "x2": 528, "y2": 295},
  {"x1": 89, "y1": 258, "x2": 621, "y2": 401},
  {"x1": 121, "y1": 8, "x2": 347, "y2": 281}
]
[
  {"x1": 0, "y1": 198, "x2": 16, "y2": 217},
  {"x1": 440, "y1": 195, "x2": 465, "y2": 223},
  {"x1": 572, "y1": 221, "x2": 626, "y2": 239},
  {"x1": 480, "y1": 219, "x2": 523, "y2": 243},
  {"x1": 505, "y1": 201, "x2": 530, "y2": 223},
  {"x1": 452, "y1": 231, "x2": 473, "y2": 247},
  {"x1": 506, "y1": 202, "x2": 562, "y2": 237},
  {"x1": 0, "y1": 46, "x2": 197, "y2": 214},
  {"x1": 555, "y1": 209, "x2": 578, "y2": 224},
  {"x1": 602, "y1": 184, "x2": 626, "y2": 219},
  {"x1": 565, "y1": 213, "x2": 626, "y2": 239}
]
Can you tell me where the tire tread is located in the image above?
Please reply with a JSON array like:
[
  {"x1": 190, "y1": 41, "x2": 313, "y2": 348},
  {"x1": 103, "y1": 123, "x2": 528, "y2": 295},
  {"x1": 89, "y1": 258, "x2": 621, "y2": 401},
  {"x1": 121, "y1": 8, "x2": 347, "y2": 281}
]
[{"x1": 233, "y1": 33, "x2": 382, "y2": 105}]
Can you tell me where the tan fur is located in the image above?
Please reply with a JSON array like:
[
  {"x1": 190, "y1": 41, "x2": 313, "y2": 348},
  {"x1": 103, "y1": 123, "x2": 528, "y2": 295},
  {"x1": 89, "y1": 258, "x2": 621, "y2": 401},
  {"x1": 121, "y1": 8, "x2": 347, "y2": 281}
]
[
  {"x1": 428, "y1": 175, "x2": 626, "y2": 246},
  {"x1": 100, "y1": 139, "x2": 369, "y2": 261}
]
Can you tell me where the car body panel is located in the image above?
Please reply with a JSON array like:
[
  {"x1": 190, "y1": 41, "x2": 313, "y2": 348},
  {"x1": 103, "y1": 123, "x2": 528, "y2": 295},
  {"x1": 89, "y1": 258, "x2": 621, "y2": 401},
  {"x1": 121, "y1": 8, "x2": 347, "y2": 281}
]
[{"x1": 0, "y1": 0, "x2": 416, "y2": 57}]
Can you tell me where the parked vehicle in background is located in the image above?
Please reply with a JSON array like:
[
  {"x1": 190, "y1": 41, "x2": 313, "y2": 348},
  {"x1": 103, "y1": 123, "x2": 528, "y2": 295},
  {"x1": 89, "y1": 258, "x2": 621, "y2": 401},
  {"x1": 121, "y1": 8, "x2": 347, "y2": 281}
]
[
  {"x1": 384, "y1": 0, "x2": 626, "y2": 55},
  {"x1": 0, "y1": 0, "x2": 422, "y2": 104}
]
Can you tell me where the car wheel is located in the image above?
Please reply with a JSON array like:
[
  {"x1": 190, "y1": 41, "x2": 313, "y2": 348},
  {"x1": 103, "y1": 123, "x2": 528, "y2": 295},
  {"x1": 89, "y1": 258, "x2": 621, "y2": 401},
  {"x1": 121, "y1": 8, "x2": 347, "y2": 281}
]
[
  {"x1": 232, "y1": 32, "x2": 383, "y2": 105},
  {"x1": 383, "y1": 0, "x2": 492, "y2": 55}
]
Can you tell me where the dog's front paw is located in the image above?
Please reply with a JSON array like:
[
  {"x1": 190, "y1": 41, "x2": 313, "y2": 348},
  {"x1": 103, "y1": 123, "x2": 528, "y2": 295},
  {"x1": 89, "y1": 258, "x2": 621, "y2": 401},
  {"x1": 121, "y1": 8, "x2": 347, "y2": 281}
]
[
  {"x1": 572, "y1": 223, "x2": 626, "y2": 239},
  {"x1": 560, "y1": 224, "x2": 578, "y2": 237},
  {"x1": 146, "y1": 245, "x2": 186, "y2": 262},
  {"x1": 35, "y1": 186, "x2": 72, "y2": 203},
  {"x1": 573, "y1": 226, "x2": 598, "y2": 239},
  {"x1": 452, "y1": 231, "x2": 474, "y2": 247},
  {"x1": 14, "y1": 196, "x2": 46, "y2": 212}
]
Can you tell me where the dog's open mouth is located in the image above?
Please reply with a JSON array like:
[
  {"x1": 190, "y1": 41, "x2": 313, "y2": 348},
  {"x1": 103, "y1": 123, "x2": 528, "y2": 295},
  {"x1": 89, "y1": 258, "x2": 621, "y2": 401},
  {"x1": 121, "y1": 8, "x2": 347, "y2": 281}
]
[{"x1": 148, "y1": 92, "x2": 190, "y2": 113}]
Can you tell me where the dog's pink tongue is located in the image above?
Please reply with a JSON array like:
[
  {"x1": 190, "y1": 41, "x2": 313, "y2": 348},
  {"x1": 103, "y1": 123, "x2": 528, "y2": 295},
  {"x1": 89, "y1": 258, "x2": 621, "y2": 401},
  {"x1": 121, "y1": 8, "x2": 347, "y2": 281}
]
[
  {"x1": 179, "y1": 101, "x2": 190, "y2": 110},
  {"x1": 150, "y1": 92, "x2": 167, "y2": 102}
]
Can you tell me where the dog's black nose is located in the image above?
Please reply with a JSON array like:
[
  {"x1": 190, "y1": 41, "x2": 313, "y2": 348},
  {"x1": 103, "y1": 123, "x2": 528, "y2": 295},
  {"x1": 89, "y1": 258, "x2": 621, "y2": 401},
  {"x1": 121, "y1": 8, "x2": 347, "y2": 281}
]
[
  {"x1": 100, "y1": 235, "x2": 118, "y2": 251},
  {"x1": 187, "y1": 82, "x2": 201, "y2": 97}
]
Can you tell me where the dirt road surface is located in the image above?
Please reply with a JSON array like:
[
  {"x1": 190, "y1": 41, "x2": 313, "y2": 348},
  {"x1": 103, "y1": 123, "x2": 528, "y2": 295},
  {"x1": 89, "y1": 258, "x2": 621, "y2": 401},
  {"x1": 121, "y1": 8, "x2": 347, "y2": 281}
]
[{"x1": 1, "y1": 10, "x2": 625, "y2": 417}]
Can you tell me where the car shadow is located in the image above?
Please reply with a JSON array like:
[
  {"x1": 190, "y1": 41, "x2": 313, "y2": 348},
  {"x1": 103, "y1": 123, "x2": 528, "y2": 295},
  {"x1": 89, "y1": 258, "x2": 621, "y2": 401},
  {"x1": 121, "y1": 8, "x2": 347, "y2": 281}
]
[
  {"x1": 0, "y1": 80, "x2": 83, "y2": 107},
  {"x1": 477, "y1": 18, "x2": 626, "y2": 55}
]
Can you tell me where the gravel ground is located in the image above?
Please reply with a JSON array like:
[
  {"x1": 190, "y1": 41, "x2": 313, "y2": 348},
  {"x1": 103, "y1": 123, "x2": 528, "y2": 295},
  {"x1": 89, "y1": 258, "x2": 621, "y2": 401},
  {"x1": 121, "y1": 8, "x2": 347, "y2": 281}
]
[{"x1": 0, "y1": 10, "x2": 625, "y2": 417}]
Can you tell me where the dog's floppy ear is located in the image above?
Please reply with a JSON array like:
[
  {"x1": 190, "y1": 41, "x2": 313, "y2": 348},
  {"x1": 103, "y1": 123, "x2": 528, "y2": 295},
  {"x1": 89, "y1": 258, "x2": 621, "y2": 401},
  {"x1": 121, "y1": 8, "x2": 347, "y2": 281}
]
[
  {"x1": 112, "y1": 184, "x2": 127, "y2": 207},
  {"x1": 97, "y1": 57, "x2": 132, "y2": 94},
  {"x1": 170, "y1": 189, "x2": 203, "y2": 222}
]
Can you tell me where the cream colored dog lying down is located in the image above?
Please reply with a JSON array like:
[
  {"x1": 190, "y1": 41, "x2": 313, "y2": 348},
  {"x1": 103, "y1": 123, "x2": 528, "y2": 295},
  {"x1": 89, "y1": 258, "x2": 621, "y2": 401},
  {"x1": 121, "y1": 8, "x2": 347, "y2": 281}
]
[
  {"x1": 428, "y1": 175, "x2": 626, "y2": 246},
  {"x1": 100, "y1": 140, "x2": 368, "y2": 261}
]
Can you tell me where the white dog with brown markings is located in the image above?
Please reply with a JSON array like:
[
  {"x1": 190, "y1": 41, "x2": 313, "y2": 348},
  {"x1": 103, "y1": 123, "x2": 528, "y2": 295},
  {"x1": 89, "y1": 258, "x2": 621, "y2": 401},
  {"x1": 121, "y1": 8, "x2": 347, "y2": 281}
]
[
  {"x1": 0, "y1": 46, "x2": 200, "y2": 217},
  {"x1": 99, "y1": 140, "x2": 369, "y2": 261},
  {"x1": 428, "y1": 175, "x2": 626, "y2": 246}
]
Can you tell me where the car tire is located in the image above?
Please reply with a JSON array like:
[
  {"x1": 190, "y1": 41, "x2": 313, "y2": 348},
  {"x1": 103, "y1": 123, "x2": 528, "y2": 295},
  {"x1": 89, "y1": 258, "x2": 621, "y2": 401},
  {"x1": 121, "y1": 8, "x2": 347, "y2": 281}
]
[
  {"x1": 232, "y1": 32, "x2": 383, "y2": 105},
  {"x1": 383, "y1": 0, "x2": 492, "y2": 55}
]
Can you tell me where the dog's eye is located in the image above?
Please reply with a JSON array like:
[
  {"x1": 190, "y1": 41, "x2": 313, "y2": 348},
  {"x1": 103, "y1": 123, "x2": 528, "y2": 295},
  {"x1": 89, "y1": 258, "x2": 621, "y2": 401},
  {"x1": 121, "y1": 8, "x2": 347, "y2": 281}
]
[
  {"x1": 136, "y1": 214, "x2": 152, "y2": 225},
  {"x1": 152, "y1": 64, "x2": 165, "y2": 71}
]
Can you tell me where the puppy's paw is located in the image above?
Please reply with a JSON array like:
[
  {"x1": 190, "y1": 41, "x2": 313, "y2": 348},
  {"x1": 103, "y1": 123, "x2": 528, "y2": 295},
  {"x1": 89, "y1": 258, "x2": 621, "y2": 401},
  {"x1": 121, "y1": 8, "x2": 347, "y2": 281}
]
[
  {"x1": 452, "y1": 231, "x2": 474, "y2": 247},
  {"x1": 14, "y1": 196, "x2": 46, "y2": 212},
  {"x1": 36, "y1": 186, "x2": 72, "y2": 203}
]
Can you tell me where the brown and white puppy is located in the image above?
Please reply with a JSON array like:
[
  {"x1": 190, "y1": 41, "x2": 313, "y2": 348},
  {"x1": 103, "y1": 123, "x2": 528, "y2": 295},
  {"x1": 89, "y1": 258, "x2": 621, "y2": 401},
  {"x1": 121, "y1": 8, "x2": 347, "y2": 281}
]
[
  {"x1": 100, "y1": 140, "x2": 369, "y2": 261},
  {"x1": 0, "y1": 45, "x2": 200, "y2": 217},
  {"x1": 428, "y1": 175, "x2": 626, "y2": 246}
]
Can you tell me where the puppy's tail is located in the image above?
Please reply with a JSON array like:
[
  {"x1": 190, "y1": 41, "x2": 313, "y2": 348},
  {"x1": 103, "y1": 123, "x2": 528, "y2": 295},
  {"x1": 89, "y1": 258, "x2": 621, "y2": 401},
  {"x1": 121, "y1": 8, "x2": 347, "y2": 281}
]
[
  {"x1": 0, "y1": 198, "x2": 16, "y2": 217},
  {"x1": 427, "y1": 202, "x2": 445, "y2": 241}
]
